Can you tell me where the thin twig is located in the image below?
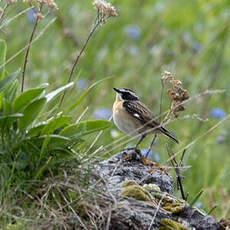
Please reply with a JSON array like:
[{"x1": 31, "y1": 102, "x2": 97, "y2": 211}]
[
  {"x1": 145, "y1": 134, "x2": 157, "y2": 159},
  {"x1": 159, "y1": 79, "x2": 165, "y2": 122},
  {"x1": 166, "y1": 144, "x2": 186, "y2": 200},
  {"x1": 21, "y1": 16, "x2": 39, "y2": 92}
]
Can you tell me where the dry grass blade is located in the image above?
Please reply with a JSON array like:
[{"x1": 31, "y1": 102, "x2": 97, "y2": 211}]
[
  {"x1": 105, "y1": 204, "x2": 112, "y2": 230},
  {"x1": 148, "y1": 193, "x2": 165, "y2": 230},
  {"x1": 0, "y1": 6, "x2": 33, "y2": 29},
  {"x1": 166, "y1": 113, "x2": 230, "y2": 163}
]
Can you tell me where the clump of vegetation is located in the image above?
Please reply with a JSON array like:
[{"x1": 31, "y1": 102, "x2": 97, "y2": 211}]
[{"x1": 0, "y1": 0, "x2": 116, "y2": 228}]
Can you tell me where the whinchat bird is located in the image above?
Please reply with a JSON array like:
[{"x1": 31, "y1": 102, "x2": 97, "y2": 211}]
[{"x1": 112, "y1": 87, "x2": 179, "y2": 149}]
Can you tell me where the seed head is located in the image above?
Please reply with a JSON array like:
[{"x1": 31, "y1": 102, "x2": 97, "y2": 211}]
[
  {"x1": 93, "y1": 0, "x2": 117, "y2": 18},
  {"x1": 24, "y1": 0, "x2": 58, "y2": 10},
  {"x1": 33, "y1": 12, "x2": 44, "y2": 20},
  {"x1": 163, "y1": 71, "x2": 189, "y2": 118}
]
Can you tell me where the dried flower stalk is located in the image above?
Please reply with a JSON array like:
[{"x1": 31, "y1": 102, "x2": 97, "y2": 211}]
[
  {"x1": 59, "y1": 0, "x2": 117, "y2": 107},
  {"x1": 21, "y1": 0, "x2": 58, "y2": 92},
  {"x1": 162, "y1": 71, "x2": 189, "y2": 119}
]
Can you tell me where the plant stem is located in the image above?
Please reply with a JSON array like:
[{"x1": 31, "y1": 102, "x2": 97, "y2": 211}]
[
  {"x1": 159, "y1": 79, "x2": 164, "y2": 122},
  {"x1": 59, "y1": 18, "x2": 101, "y2": 107},
  {"x1": 166, "y1": 144, "x2": 186, "y2": 200},
  {"x1": 21, "y1": 17, "x2": 39, "y2": 92}
]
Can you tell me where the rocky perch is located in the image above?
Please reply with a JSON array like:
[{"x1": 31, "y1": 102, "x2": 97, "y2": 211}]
[{"x1": 86, "y1": 149, "x2": 221, "y2": 230}]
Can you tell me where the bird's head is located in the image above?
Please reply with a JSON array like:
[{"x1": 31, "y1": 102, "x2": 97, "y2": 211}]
[{"x1": 113, "y1": 87, "x2": 139, "y2": 101}]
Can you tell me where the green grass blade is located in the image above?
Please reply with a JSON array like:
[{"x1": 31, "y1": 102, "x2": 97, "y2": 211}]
[
  {"x1": 207, "y1": 204, "x2": 218, "y2": 215},
  {"x1": 67, "y1": 76, "x2": 113, "y2": 113},
  {"x1": 59, "y1": 120, "x2": 112, "y2": 138},
  {"x1": 46, "y1": 82, "x2": 74, "y2": 103},
  {"x1": 34, "y1": 156, "x2": 52, "y2": 179},
  {"x1": 189, "y1": 190, "x2": 204, "y2": 206}
]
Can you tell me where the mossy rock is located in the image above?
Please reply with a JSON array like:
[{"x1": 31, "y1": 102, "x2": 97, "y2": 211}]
[
  {"x1": 159, "y1": 218, "x2": 189, "y2": 230},
  {"x1": 121, "y1": 180, "x2": 138, "y2": 187},
  {"x1": 162, "y1": 202, "x2": 184, "y2": 213},
  {"x1": 120, "y1": 184, "x2": 153, "y2": 201}
]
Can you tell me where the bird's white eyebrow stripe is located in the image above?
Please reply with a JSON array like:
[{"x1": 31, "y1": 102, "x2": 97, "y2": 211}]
[{"x1": 120, "y1": 89, "x2": 138, "y2": 97}]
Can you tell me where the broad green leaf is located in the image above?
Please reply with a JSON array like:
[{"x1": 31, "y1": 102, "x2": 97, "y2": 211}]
[
  {"x1": 0, "y1": 113, "x2": 23, "y2": 128},
  {"x1": 13, "y1": 83, "x2": 49, "y2": 112},
  {"x1": 0, "y1": 69, "x2": 20, "y2": 94},
  {"x1": 59, "y1": 120, "x2": 112, "y2": 138},
  {"x1": 0, "y1": 39, "x2": 7, "y2": 79},
  {"x1": 46, "y1": 82, "x2": 74, "y2": 103},
  {"x1": 13, "y1": 134, "x2": 70, "y2": 150},
  {"x1": 41, "y1": 116, "x2": 72, "y2": 135},
  {"x1": 18, "y1": 97, "x2": 47, "y2": 131},
  {"x1": 68, "y1": 76, "x2": 112, "y2": 113},
  {"x1": 26, "y1": 122, "x2": 48, "y2": 137},
  {"x1": 40, "y1": 116, "x2": 72, "y2": 158}
]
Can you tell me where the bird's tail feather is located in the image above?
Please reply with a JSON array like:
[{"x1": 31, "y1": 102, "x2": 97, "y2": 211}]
[{"x1": 159, "y1": 127, "x2": 179, "y2": 144}]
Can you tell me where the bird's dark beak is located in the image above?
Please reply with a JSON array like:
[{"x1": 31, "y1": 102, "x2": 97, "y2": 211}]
[{"x1": 113, "y1": 88, "x2": 121, "y2": 93}]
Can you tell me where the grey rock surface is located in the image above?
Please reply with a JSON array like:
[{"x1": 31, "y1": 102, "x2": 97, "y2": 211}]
[{"x1": 92, "y1": 149, "x2": 221, "y2": 230}]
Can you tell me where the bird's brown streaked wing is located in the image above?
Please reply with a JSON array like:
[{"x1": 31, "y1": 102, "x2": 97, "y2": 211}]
[
  {"x1": 123, "y1": 100, "x2": 179, "y2": 144},
  {"x1": 123, "y1": 100, "x2": 159, "y2": 126}
]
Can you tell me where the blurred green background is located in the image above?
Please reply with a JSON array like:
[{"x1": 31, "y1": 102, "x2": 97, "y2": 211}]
[{"x1": 1, "y1": 0, "x2": 230, "y2": 219}]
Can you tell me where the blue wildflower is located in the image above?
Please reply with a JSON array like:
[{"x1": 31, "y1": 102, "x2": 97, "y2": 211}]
[
  {"x1": 76, "y1": 78, "x2": 88, "y2": 90},
  {"x1": 124, "y1": 25, "x2": 141, "y2": 40},
  {"x1": 141, "y1": 148, "x2": 153, "y2": 159},
  {"x1": 93, "y1": 107, "x2": 112, "y2": 120},
  {"x1": 195, "y1": 201, "x2": 202, "y2": 209},
  {"x1": 154, "y1": 153, "x2": 160, "y2": 162},
  {"x1": 27, "y1": 9, "x2": 35, "y2": 23},
  {"x1": 216, "y1": 136, "x2": 226, "y2": 144},
  {"x1": 210, "y1": 108, "x2": 226, "y2": 119},
  {"x1": 192, "y1": 42, "x2": 202, "y2": 53}
]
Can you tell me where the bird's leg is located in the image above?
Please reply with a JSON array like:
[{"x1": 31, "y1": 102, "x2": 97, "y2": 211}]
[
  {"x1": 135, "y1": 134, "x2": 147, "y2": 150},
  {"x1": 122, "y1": 134, "x2": 146, "y2": 153},
  {"x1": 145, "y1": 134, "x2": 157, "y2": 159}
]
